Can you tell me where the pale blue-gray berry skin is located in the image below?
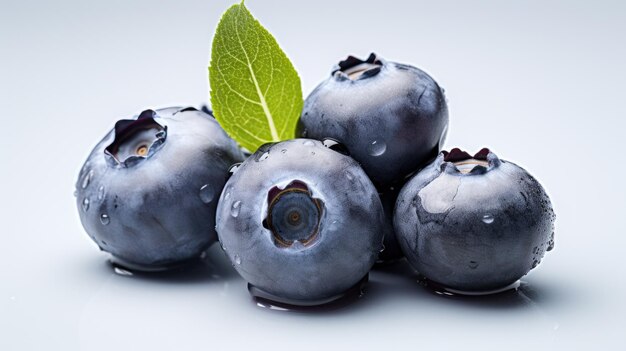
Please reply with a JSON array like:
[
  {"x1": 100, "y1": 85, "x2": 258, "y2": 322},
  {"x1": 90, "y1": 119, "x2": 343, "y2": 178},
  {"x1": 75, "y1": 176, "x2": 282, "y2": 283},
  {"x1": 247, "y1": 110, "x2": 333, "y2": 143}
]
[
  {"x1": 75, "y1": 107, "x2": 244, "y2": 270},
  {"x1": 216, "y1": 139, "x2": 385, "y2": 303},
  {"x1": 394, "y1": 149, "x2": 556, "y2": 291},
  {"x1": 297, "y1": 53, "x2": 448, "y2": 187}
]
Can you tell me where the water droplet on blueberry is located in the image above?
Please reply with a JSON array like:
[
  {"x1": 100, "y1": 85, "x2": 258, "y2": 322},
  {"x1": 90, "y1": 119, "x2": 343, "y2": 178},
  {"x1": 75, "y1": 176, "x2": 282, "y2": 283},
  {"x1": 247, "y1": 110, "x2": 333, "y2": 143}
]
[
  {"x1": 481, "y1": 214, "x2": 494, "y2": 224},
  {"x1": 82, "y1": 198, "x2": 90, "y2": 212},
  {"x1": 97, "y1": 185, "x2": 105, "y2": 201},
  {"x1": 259, "y1": 152, "x2": 270, "y2": 161},
  {"x1": 199, "y1": 184, "x2": 214, "y2": 204},
  {"x1": 302, "y1": 140, "x2": 315, "y2": 146},
  {"x1": 367, "y1": 140, "x2": 386, "y2": 156},
  {"x1": 81, "y1": 170, "x2": 93, "y2": 189},
  {"x1": 346, "y1": 171, "x2": 355, "y2": 181},
  {"x1": 231, "y1": 201, "x2": 241, "y2": 217},
  {"x1": 234, "y1": 254, "x2": 241, "y2": 265},
  {"x1": 114, "y1": 267, "x2": 133, "y2": 276},
  {"x1": 100, "y1": 213, "x2": 110, "y2": 225}
]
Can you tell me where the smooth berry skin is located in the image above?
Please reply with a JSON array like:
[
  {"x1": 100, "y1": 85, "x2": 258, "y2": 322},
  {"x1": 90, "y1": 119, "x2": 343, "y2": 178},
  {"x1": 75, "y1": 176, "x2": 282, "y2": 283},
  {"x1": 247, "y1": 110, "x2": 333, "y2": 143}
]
[
  {"x1": 297, "y1": 54, "x2": 448, "y2": 187},
  {"x1": 216, "y1": 139, "x2": 384, "y2": 304},
  {"x1": 75, "y1": 107, "x2": 244, "y2": 270},
  {"x1": 394, "y1": 149, "x2": 556, "y2": 292}
]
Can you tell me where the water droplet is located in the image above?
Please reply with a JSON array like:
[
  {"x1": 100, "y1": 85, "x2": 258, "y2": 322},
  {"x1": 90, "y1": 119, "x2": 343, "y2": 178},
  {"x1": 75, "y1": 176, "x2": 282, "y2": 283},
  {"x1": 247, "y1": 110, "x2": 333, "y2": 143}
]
[
  {"x1": 468, "y1": 261, "x2": 479, "y2": 269},
  {"x1": 82, "y1": 198, "x2": 90, "y2": 212},
  {"x1": 81, "y1": 170, "x2": 93, "y2": 189},
  {"x1": 224, "y1": 191, "x2": 231, "y2": 200},
  {"x1": 367, "y1": 140, "x2": 386, "y2": 156},
  {"x1": 114, "y1": 267, "x2": 133, "y2": 276},
  {"x1": 97, "y1": 186, "x2": 105, "y2": 201},
  {"x1": 482, "y1": 214, "x2": 494, "y2": 224},
  {"x1": 379, "y1": 245, "x2": 386, "y2": 253},
  {"x1": 346, "y1": 171, "x2": 354, "y2": 181},
  {"x1": 259, "y1": 152, "x2": 270, "y2": 161},
  {"x1": 281, "y1": 149, "x2": 287, "y2": 153},
  {"x1": 303, "y1": 140, "x2": 315, "y2": 146},
  {"x1": 199, "y1": 184, "x2": 214, "y2": 203},
  {"x1": 231, "y1": 201, "x2": 241, "y2": 217},
  {"x1": 332, "y1": 220, "x2": 338, "y2": 224},
  {"x1": 100, "y1": 213, "x2": 110, "y2": 225},
  {"x1": 234, "y1": 255, "x2": 241, "y2": 265}
]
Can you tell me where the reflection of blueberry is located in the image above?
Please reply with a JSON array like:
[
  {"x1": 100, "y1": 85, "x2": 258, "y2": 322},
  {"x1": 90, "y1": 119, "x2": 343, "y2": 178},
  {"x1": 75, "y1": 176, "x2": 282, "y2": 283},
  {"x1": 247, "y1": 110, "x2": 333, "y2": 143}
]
[
  {"x1": 394, "y1": 148, "x2": 556, "y2": 292},
  {"x1": 75, "y1": 107, "x2": 244, "y2": 271},
  {"x1": 216, "y1": 139, "x2": 384, "y2": 305},
  {"x1": 297, "y1": 53, "x2": 448, "y2": 187}
]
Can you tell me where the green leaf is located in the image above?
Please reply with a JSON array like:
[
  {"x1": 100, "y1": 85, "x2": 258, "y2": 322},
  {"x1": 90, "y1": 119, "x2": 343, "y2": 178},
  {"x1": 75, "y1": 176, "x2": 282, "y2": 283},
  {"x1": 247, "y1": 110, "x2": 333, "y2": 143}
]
[{"x1": 209, "y1": 2, "x2": 303, "y2": 152}]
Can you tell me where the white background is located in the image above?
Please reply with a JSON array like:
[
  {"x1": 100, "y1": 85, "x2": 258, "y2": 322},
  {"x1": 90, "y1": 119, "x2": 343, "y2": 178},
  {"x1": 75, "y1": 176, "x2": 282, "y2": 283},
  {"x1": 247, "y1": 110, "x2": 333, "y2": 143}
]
[{"x1": 1, "y1": 0, "x2": 625, "y2": 349}]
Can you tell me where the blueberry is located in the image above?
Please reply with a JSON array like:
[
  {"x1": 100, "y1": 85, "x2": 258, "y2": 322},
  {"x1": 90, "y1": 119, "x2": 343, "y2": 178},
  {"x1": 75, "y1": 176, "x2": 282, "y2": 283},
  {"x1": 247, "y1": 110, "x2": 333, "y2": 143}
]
[
  {"x1": 216, "y1": 139, "x2": 384, "y2": 305},
  {"x1": 394, "y1": 148, "x2": 556, "y2": 292},
  {"x1": 297, "y1": 53, "x2": 448, "y2": 187},
  {"x1": 75, "y1": 107, "x2": 244, "y2": 271},
  {"x1": 377, "y1": 185, "x2": 405, "y2": 263}
]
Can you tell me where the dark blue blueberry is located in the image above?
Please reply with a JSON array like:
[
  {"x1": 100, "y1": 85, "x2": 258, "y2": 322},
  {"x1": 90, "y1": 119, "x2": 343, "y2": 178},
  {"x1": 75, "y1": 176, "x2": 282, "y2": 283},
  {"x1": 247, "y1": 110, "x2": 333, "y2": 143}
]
[
  {"x1": 75, "y1": 107, "x2": 244, "y2": 271},
  {"x1": 377, "y1": 185, "x2": 405, "y2": 263},
  {"x1": 394, "y1": 148, "x2": 556, "y2": 292},
  {"x1": 216, "y1": 139, "x2": 384, "y2": 305},
  {"x1": 297, "y1": 53, "x2": 448, "y2": 187}
]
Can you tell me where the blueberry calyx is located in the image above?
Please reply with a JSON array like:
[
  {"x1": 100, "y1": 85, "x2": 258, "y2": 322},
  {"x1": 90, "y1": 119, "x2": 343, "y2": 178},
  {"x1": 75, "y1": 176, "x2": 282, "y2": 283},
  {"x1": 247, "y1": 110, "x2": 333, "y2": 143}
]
[
  {"x1": 440, "y1": 148, "x2": 502, "y2": 175},
  {"x1": 200, "y1": 105, "x2": 214, "y2": 116},
  {"x1": 332, "y1": 53, "x2": 384, "y2": 81},
  {"x1": 264, "y1": 180, "x2": 324, "y2": 248},
  {"x1": 104, "y1": 109, "x2": 167, "y2": 167},
  {"x1": 176, "y1": 106, "x2": 199, "y2": 113}
]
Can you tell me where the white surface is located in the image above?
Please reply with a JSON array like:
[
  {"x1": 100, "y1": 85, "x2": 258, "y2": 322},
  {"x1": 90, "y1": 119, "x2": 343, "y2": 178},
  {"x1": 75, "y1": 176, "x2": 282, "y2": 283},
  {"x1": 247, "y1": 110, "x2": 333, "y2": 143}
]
[{"x1": 1, "y1": 0, "x2": 625, "y2": 349}]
